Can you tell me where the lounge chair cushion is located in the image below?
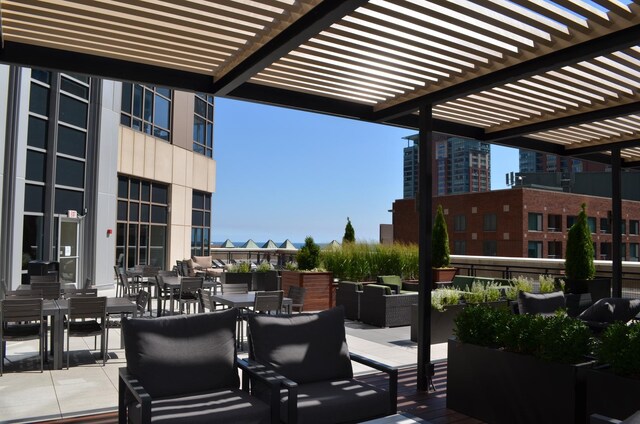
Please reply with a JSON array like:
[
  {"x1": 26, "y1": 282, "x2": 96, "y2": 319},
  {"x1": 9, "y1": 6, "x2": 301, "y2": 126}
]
[
  {"x1": 517, "y1": 291, "x2": 565, "y2": 316},
  {"x1": 278, "y1": 379, "x2": 390, "y2": 424},
  {"x1": 127, "y1": 388, "x2": 270, "y2": 424},
  {"x1": 248, "y1": 307, "x2": 353, "y2": 384},
  {"x1": 122, "y1": 309, "x2": 239, "y2": 398},
  {"x1": 192, "y1": 255, "x2": 213, "y2": 269},
  {"x1": 579, "y1": 298, "x2": 640, "y2": 323}
]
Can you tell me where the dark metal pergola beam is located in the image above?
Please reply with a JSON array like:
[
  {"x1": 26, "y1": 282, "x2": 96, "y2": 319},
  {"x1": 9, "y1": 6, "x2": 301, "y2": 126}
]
[
  {"x1": 212, "y1": 0, "x2": 368, "y2": 96},
  {"x1": 566, "y1": 139, "x2": 640, "y2": 156},
  {"x1": 373, "y1": 24, "x2": 640, "y2": 123},
  {"x1": 0, "y1": 41, "x2": 216, "y2": 93}
]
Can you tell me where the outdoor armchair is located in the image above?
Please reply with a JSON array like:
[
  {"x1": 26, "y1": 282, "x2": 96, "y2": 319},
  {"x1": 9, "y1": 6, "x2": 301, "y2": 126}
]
[
  {"x1": 247, "y1": 307, "x2": 398, "y2": 424},
  {"x1": 335, "y1": 281, "x2": 362, "y2": 320},
  {"x1": 578, "y1": 298, "x2": 640, "y2": 334},
  {"x1": 119, "y1": 309, "x2": 275, "y2": 424},
  {"x1": 360, "y1": 284, "x2": 418, "y2": 327},
  {"x1": 517, "y1": 290, "x2": 566, "y2": 316}
]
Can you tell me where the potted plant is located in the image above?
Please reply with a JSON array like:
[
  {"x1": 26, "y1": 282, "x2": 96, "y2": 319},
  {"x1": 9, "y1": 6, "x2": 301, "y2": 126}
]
[
  {"x1": 281, "y1": 236, "x2": 334, "y2": 310},
  {"x1": 448, "y1": 305, "x2": 595, "y2": 424},
  {"x1": 253, "y1": 260, "x2": 279, "y2": 291},
  {"x1": 563, "y1": 203, "x2": 611, "y2": 314},
  {"x1": 432, "y1": 204, "x2": 456, "y2": 287},
  {"x1": 221, "y1": 261, "x2": 253, "y2": 288},
  {"x1": 585, "y1": 321, "x2": 640, "y2": 421}
]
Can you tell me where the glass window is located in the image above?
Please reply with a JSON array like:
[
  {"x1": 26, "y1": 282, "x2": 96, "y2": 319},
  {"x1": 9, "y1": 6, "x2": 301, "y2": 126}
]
[
  {"x1": 630, "y1": 220, "x2": 639, "y2": 235},
  {"x1": 22, "y1": 215, "x2": 45, "y2": 269},
  {"x1": 24, "y1": 184, "x2": 45, "y2": 213},
  {"x1": 29, "y1": 83, "x2": 49, "y2": 116},
  {"x1": 193, "y1": 93, "x2": 214, "y2": 157},
  {"x1": 528, "y1": 213, "x2": 542, "y2": 231},
  {"x1": 61, "y1": 77, "x2": 89, "y2": 99},
  {"x1": 27, "y1": 116, "x2": 48, "y2": 149},
  {"x1": 482, "y1": 240, "x2": 497, "y2": 256},
  {"x1": 600, "y1": 217, "x2": 610, "y2": 234},
  {"x1": 453, "y1": 215, "x2": 466, "y2": 232},
  {"x1": 26, "y1": 150, "x2": 46, "y2": 182},
  {"x1": 548, "y1": 214, "x2": 562, "y2": 232},
  {"x1": 54, "y1": 188, "x2": 83, "y2": 214},
  {"x1": 588, "y1": 217, "x2": 596, "y2": 233},
  {"x1": 630, "y1": 243, "x2": 639, "y2": 262},
  {"x1": 59, "y1": 94, "x2": 88, "y2": 128},
  {"x1": 121, "y1": 83, "x2": 172, "y2": 142},
  {"x1": 548, "y1": 241, "x2": 562, "y2": 259},
  {"x1": 483, "y1": 213, "x2": 497, "y2": 231},
  {"x1": 528, "y1": 241, "x2": 543, "y2": 258},
  {"x1": 31, "y1": 70, "x2": 50, "y2": 84},
  {"x1": 57, "y1": 125, "x2": 86, "y2": 158},
  {"x1": 453, "y1": 240, "x2": 465, "y2": 254},
  {"x1": 567, "y1": 216, "x2": 576, "y2": 229},
  {"x1": 116, "y1": 176, "x2": 168, "y2": 269},
  {"x1": 191, "y1": 190, "x2": 212, "y2": 256},
  {"x1": 56, "y1": 157, "x2": 85, "y2": 188}
]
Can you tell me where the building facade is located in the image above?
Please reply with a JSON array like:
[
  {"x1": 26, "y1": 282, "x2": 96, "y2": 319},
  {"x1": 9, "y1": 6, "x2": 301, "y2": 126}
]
[
  {"x1": 403, "y1": 133, "x2": 490, "y2": 199},
  {"x1": 0, "y1": 66, "x2": 215, "y2": 290},
  {"x1": 392, "y1": 187, "x2": 640, "y2": 261},
  {"x1": 519, "y1": 150, "x2": 608, "y2": 173}
]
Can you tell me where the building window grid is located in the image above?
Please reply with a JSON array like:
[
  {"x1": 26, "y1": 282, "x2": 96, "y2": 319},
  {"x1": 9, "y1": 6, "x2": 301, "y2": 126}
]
[
  {"x1": 483, "y1": 213, "x2": 497, "y2": 232},
  {"x1": 193, "y1": 93, "x2": 214, "y2": 158},
  {"x1": 453, "y1": 215, "x2": 466, "y2": 232},
  {"x1": 120, "y1": 83, "x2": 172, "y2": 142},
  {"x1": 528, "y1": 213, "x2": 543, "y2": 231},
  {"x1": 191, "y1": 191, "x2": 212, "y2": 257},
  {"x1": 116, "y1": 176, "x2": 168, "y2": 269}
]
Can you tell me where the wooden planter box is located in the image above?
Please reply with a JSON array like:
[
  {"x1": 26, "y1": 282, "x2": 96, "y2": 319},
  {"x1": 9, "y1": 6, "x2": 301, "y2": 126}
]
[
  {"x1": 281, "y1": 270, "x2": 333, "y2": 311},
  {"x1": 447, "y1": 338, "x2": 591, "y2": 424},
  {"x1": 585, "y1": 367, "x2": 640, "y2": 421}
]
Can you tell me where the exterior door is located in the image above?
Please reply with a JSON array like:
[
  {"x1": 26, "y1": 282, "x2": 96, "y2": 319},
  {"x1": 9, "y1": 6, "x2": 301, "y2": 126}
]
[{"x1": 58, "y1": 218, "x2": 82, "y2": 284}]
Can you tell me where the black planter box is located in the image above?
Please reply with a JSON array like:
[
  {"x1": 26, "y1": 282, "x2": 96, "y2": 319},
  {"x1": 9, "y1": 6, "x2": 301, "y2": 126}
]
[
  {"x1": 221, "y1": 272, "x2": 254, "y2": 289},
  {"x1": 585, "y1": 367, "x2": 640, "y2": 421},
  {"x1": 253, "y1": 270, "x2": 279, "y2": 291},
  {"x1": 411, "y1": 301, "x2": 507, "y2": 343},
  {"x1": 447, "y1": 338, "x2": 591, "y2": 424}
]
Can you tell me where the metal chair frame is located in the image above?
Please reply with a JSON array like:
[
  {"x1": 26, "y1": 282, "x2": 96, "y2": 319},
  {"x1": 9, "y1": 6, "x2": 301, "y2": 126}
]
[
  {"x1": 178, "y1": 277, "x2": 203, "y2": 314},
  {"x1": 66, "y1": 296, "x2": 108, "y2": 369},
  {"x1": 1, "y1": 297, "x2": 46, "y2": 376}
]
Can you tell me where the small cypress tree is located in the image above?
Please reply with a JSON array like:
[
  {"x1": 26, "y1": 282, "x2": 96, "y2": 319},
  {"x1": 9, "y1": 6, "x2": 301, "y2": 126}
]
[
  {"x1": 296, "y1": 236, "x2": 321, "y2": 270},
  {"x1": 565, "y1": 203, "x2": 595, "y2": 280},
  {"x1": 343, "y1": 217, "x2": 355, "y2": 244},
  {"x1": 432, "y1": 204, "x2": 451, "y2": 268}
]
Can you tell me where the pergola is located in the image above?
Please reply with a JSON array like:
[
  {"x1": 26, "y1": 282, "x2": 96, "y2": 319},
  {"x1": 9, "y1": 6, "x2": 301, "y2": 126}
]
[{"x1": 1, "y1": 0, "x2": 639, "y2": 390}]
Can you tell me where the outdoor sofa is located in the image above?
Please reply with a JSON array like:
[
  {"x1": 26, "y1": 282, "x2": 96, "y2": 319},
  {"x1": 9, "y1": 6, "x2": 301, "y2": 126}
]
[{"x1": 360, "y1": 284, "x2": 419, "y2": 327}]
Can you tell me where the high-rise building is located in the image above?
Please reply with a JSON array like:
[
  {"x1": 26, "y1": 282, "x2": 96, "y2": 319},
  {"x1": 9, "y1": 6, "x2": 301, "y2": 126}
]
[
  {"x1": 403, "y1": 133, "x2": 490, "y2": 199},
  {"x1": 519, "y1": 150, "x2": 608, "y2": 173},
  {"x1": 0, "y1": 66, "x2": 216, "y2": 288}
]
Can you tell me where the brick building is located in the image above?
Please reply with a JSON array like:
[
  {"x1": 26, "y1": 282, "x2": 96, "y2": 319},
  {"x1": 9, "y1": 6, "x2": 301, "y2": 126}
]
[{"x1": 392, "y1": 187, "x2": 640, "y2": 261}]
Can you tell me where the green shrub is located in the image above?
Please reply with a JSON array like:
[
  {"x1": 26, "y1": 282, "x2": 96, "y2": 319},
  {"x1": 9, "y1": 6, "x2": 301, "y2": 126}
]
[
  {"x1": 284, "y1": 261, "x2": 298, "y2": 271},
  {"x1": 538, "y1": 275, "x2": 556, "y2": 293},
  {"x1": 537, "y1": 314, "x2": 592, "y2": 364},
  {"x1": 506, "y1": 276, "x2": 534, "y2": 300},
  {"x1": 432, "y1": 289, "x2": 462, "y2": 311},
  {"x1": 500, "y1": 313, "x2": 547, "y2": 356},
  {"x1": 454, "y1": 305, "x2": 511, "y2": 347},
  {"x1": 297, "y1": 236, "x2": 321, "y2": 270},
  {"x1": 342, "y1": 217, "x2": 355, "y2": 244},
  {"x1": 597, "y1": 322, "x2": 640, "y2": 377},
  {"x1": 256, "y1": 261, "x2": 271, "y2": 272},
  {"x1": 432, "y1": 204, "x2": 451, "y2": 268},
  {"x1": 228, "y1": 262, "x2": 251, "y2": 273},
  {"x1": 565, "y1": 203, "x2": 595, "y2": 280}
]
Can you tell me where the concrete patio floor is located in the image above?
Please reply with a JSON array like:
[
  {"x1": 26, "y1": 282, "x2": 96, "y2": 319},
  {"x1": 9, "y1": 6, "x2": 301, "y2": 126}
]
[{"x1": 0, "y1": 286, "x2": 446, "y2": 424}]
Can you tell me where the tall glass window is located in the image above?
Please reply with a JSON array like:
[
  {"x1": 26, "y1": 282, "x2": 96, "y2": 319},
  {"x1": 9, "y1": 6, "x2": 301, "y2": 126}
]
[
  {"x1": 482, "y1": 240, "x2": 497, "y2": 256},
  {"x1": 191, "y1": 191, "x2": 211, "y2": 257},
  {"x1": 528, "y1": 241, "x2": 543, "y2": 258},
  {"x1": 528, "y1": 213, "x2": 543, "y2": 231},
  {"x1": 453, "y1": 215, "x2": 466, "y2": 232},
  {"x1": 120, "y1": 83, "x2": 172, "y2": 141},
  {"x1": 483, "y1": 213, "x2": 497, "y2": 231},
  {"x1": 116, "y1": 176, "x2": 168, "y2": 269},
  {"x1": 193, "y1": 93, "x2": 214, "y2": 157}
]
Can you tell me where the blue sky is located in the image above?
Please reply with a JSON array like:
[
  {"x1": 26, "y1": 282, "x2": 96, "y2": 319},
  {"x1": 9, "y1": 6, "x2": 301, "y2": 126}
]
[{"x1": 212, "y1": 98, "x2": 520, "y2": 243}]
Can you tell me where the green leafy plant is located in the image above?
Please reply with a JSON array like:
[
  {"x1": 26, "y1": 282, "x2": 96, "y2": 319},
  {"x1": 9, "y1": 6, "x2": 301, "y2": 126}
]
[
  {"x1": 296, "y1": 236, "x2": 321, "y2": 271},
  {"x1": 538, "y1": 275, "x2": 556, "y2": 293},
  {"x1": 484, "y1": 281, "x2": 502, "y2": 302},
  {"x1": 228, "y1": 262, "x2": 251, "y2": 273},
  {"x1": 454, "y1": 304, "x2": 511, "y2": 347},
  {"x1": 565, "y1": 203, "x2": 596, "y2": 280},
  {"x1": 431, "y1": 288, "x2": 462, "y2": 311},
  {"x1": 463, "y1": 281, "x2": 486, "y2": 304},
  {"x1": 255, "y1": 261, "x2": 272, "y2": 272},
  {"x1": 505, "y1": 276, "x2": 534, "y2": 300},
  {"x1": 342, "y1": 217, "x2": 355, "y2": 244},
  {"x1": 456, "y1": 305, "x2": 592, "y2": 364},
  {"x1": 284, "y1": 261, "x2": 298, "y2": 271},
  {"x1": 597, "y1": 322, "x2": 640, "y2": 377},
  {"x1": 432, "y1": 204, "x2": 451, "y2": 269}
]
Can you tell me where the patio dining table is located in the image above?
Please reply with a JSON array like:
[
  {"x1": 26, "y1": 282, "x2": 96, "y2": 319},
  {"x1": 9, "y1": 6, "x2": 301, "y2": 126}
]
[{"x1": 211, "y1": 292, "x2": 293, "y2": 314}]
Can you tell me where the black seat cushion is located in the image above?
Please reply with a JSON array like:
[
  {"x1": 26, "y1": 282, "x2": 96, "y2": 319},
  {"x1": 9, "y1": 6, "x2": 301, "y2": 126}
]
[
  {"x1": 579, "y1": 298, "x2": 640, "y2": 323},
  {"x1": 122, "y1": 309, "x2": 239, "y2": 398},
  {"x1": 248, "y1": 307, "x2": 353, "y2": 384},
  {"x1": 517, "y1": 291, "x2": 566, "y2": 316},
  {"x1": 127, "y1": 388, "x2": 270, "y2": 424},
  {"x1": 68, "y1": 320, "x2": 102, "y2": 336},
  {"x1": 279, "y1": 379, "x2": 390, "y2": 424},
  {"x1": 3, "y1": 323, "x2": 41, "y2": 339}
]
